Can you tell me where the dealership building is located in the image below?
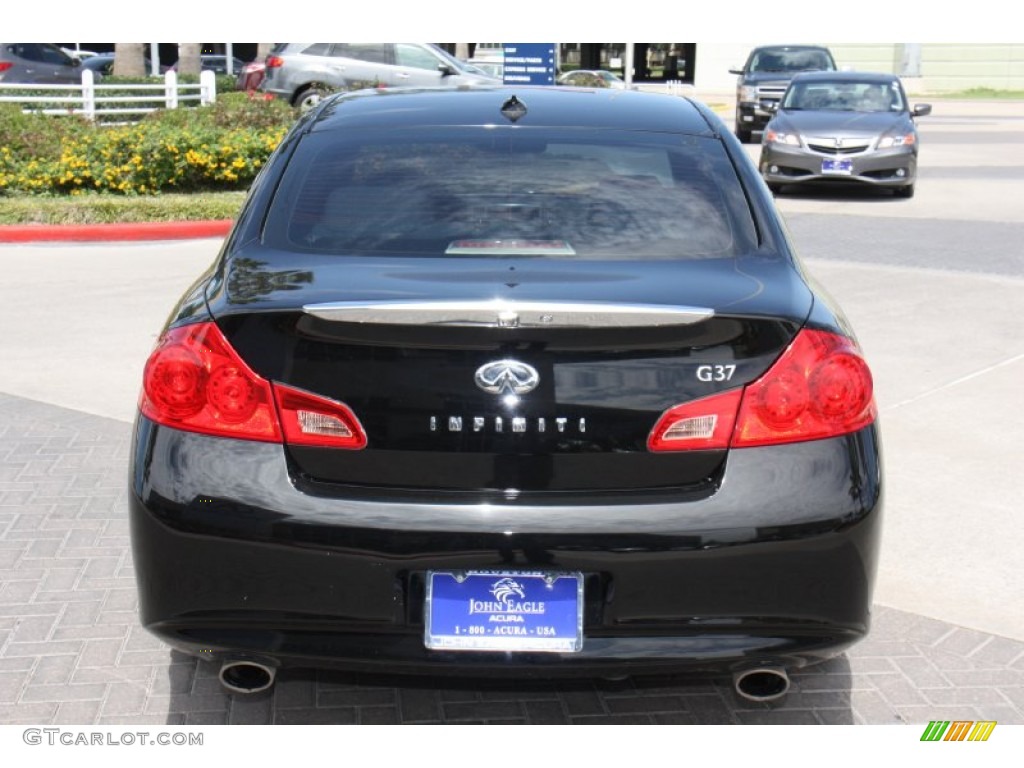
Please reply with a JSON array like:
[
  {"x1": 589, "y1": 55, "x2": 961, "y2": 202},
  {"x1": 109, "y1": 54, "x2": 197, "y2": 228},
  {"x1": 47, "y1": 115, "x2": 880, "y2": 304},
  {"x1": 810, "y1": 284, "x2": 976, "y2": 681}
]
[{"x1": 550, "y1": 43, "x2": 1024, "y2": 93}]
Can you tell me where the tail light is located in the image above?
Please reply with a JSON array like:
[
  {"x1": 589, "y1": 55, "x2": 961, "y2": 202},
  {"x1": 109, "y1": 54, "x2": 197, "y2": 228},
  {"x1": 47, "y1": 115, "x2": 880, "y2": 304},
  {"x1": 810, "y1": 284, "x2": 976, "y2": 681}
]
[
  {"x1": 140, "y1": 322, "x2": 366, "y2": 449},
  {"x1": 649, "y1": 329, "x2": 875, "y2": 451},
  {"x1": 265, "y1": 55, "x2": 284, "y2": 69},
  {"x1": 647, "y1": 389, "x2": 742, "y2": 452},
  {"x1": 0, "y1": 62, "x2": 13, "y2": 73}
]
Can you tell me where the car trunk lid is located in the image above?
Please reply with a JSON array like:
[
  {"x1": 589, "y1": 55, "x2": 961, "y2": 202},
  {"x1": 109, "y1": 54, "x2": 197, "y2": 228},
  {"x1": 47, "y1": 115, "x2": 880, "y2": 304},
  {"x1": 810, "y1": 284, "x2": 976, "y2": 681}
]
[{"x1": 211, "y1": 251, "x2": 811, "y2": 496}]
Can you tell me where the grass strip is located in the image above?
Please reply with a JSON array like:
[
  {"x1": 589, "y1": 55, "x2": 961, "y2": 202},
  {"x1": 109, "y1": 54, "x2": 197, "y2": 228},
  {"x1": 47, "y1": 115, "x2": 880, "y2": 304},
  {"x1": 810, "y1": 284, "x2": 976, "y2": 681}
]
[{"x1": 0, "y1": 192, "x2": 245, "y2": 225}]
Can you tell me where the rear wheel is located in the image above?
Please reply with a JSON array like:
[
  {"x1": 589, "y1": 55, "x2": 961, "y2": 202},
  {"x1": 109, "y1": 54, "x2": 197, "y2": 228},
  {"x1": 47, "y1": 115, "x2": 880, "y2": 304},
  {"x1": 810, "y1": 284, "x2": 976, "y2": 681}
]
[{"x1": 294, "y1": 85, "x2": 328, "y2": 113}]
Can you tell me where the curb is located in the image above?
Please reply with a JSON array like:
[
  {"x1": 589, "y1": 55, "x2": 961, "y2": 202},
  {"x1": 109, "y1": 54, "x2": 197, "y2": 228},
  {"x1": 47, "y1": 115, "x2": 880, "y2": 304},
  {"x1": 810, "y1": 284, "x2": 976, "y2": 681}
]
[{"x1": 0, "y1": 219, "x2": 232, "y2": 244}]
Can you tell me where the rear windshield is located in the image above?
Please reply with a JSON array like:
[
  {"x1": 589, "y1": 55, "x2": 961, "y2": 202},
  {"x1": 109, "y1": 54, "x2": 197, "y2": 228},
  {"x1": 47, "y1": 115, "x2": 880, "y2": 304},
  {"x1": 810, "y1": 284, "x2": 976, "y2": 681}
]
[{"x1": 263, "y1": 127, "x2": 757, "y2": 260}]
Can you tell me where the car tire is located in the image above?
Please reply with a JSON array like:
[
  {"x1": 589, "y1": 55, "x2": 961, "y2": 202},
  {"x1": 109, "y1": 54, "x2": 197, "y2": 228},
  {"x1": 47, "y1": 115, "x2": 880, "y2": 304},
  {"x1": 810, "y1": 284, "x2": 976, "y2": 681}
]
[
  {"x1": 894, "y1": 183, "x2": 915, "y2": 199},
  {"x1": 768, "y1": 183, "x2": 783, "y2": 195},
  {"x1": 294, "y1": 85, "x2": 328, "y2": 113},
  {"x1": 735, "y1": 125, "x2": 753, "y2": 144}
]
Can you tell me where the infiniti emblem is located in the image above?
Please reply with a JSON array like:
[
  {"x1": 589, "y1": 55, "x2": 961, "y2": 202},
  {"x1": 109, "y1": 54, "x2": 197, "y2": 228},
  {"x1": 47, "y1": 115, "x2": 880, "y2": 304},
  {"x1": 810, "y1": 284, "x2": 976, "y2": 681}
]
[{"x1": 474, "y1": 360, "x2": 540, "y2": 396}]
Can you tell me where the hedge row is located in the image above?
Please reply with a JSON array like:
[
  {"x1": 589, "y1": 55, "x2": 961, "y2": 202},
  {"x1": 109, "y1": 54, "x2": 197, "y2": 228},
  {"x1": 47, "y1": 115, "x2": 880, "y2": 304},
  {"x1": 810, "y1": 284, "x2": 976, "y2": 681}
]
[{"x1": 0, "y1": 92, "x2": 296, "y2": 196}]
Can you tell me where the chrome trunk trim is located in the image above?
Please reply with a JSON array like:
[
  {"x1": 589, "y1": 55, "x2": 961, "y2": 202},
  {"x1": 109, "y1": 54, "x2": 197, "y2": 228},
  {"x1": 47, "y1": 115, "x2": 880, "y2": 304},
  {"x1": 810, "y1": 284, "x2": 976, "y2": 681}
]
[{"x1": 302, "y1": 300, "x2": 714, "y2": 329}]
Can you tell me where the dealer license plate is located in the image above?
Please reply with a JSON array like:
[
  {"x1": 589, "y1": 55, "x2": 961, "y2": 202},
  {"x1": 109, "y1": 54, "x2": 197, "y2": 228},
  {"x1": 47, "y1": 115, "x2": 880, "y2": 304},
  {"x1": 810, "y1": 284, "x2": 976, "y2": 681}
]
[
  {"x1": 822, "y1": 158, "x2": 853, "y2": 175},
  {"x1": 424, "y1": 571, "x2": 584, "y2": 652}
]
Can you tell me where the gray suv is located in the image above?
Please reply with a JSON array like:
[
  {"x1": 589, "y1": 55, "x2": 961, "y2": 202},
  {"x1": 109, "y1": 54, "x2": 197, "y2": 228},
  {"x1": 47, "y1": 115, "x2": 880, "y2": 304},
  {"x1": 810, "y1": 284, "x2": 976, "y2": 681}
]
[
  {"x1": 0, "y1": 43, "x2": 83, "y2": 84},
  {"x1": 729, "y1": 45, "x2": 836, "y2": 143},
  {"x1": 261, "y1": 43, "x2": 500, "y2": 110}
]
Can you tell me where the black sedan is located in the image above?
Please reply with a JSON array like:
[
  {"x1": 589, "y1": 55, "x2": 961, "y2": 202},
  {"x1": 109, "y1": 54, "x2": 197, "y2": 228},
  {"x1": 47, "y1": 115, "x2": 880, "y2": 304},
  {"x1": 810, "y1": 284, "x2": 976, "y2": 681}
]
[
  {"x1": 760, "y1": 71, "x2": 931, "y2": 197},
  {"x1": 129, "y1": 86, "x2": 883, "y2": 701}
]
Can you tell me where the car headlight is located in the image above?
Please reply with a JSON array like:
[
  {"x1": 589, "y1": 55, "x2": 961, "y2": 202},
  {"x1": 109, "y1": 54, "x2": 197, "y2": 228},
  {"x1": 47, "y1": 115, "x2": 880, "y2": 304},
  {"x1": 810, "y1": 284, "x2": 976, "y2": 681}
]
[
  {"x1": 739, "y1": 86, "x2": 757, "y2": 102},
  {"x1": 764, "y1": 128, "x2": 801, "y2": 147},
  {"x1": 877, "y1": 132, "x2": 916, "y2": 149}
]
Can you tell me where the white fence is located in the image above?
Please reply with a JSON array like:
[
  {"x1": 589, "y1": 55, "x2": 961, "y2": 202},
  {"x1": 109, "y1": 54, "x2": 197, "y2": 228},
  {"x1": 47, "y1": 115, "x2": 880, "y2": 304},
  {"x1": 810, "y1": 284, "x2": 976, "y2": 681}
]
[{"x1": 0, "y1": 70, "x2": 217, "y2": 120}]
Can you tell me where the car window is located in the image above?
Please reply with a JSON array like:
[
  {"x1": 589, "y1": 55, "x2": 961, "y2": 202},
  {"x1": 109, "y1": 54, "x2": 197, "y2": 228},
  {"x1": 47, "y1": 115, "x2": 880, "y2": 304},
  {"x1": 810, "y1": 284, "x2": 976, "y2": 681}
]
[
  {"x1": 10, "y1": 44, "x2": 48, "y2": 64},
  {"x1": 38, "y1": 44, "x2": 75, "y2": 66},
  {"x1": 331, "y1": 44, "x2": 391, "y2": 65},
  {"x1": 301, "y1": 44, "x2": 332, "y2": 56},
  {"x1": 395, "y1": 44, "x2": 443, "y2": 72},
  {"x1": 266, "y1": 127, "x2": 756, "y2": 260},
  {"x1": 751, "y1": 49, "x2": 833, "y2": 73}
]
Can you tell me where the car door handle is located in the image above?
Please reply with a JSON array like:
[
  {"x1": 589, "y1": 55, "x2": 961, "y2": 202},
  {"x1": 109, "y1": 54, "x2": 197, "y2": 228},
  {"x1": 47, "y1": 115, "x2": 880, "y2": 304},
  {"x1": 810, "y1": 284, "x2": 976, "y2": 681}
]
[{"x1": 395, "y1": 72, "x2": 411, "y2": 79}]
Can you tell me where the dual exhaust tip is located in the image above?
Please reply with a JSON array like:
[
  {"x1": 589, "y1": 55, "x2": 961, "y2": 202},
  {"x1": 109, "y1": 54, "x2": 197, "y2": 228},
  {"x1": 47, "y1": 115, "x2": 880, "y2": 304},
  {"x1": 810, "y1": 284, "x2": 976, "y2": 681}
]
[
  {"x1": 218, "y1": 659, "x2": 790, "y2": 702},
  {"x1": 219, "y1": 660, "x2": 276, "y2": 695},
  {"x1": 732, "y1": 666, "x2": 791, "y2": 702}
]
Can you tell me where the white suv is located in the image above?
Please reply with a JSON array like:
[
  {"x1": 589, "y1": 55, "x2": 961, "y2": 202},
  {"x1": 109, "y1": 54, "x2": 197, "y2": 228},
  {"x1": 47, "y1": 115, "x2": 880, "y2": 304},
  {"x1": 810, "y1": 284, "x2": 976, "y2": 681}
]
[{"x1": 261, "y1": 43, "x2": 500, "y2": 110}]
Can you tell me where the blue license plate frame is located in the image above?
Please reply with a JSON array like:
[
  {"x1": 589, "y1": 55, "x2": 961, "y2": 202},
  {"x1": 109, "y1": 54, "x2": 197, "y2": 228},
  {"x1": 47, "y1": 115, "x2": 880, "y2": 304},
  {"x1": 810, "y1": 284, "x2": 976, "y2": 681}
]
[
  {"x1": 424, "y1": 570, "x2": 584, "y2": 653},
  {"x1": 822, "y1": 158, "x2": 853, "y2": 175}
]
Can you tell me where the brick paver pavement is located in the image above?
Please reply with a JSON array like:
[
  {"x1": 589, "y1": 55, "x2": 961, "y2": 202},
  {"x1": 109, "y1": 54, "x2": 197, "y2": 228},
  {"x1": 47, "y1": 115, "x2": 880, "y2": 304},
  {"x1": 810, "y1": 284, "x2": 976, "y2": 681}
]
[{"x1": 1, "y1": 392, "x2": 1022, "y2": 725}]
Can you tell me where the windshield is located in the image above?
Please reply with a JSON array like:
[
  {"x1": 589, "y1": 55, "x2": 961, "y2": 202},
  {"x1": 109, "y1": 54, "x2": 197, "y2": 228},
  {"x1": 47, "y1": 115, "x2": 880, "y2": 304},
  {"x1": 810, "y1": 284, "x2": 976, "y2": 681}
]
[
  {"x1": 750, "y1": 49, "x2": 834, "y2": 73},
  {"x1": 782, "y1": 80, "x2": 905, "y2": 112},
  {"x1": 265, "y1": 127, "x2": 756, "y2": 260}
]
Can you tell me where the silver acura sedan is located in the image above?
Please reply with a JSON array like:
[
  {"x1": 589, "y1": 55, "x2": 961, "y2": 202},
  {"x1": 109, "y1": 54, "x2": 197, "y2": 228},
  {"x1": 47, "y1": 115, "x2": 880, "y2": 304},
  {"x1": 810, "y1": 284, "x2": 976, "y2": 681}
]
[{"x1": 759, "y1": 71, "x2": 931, "y2": 198}]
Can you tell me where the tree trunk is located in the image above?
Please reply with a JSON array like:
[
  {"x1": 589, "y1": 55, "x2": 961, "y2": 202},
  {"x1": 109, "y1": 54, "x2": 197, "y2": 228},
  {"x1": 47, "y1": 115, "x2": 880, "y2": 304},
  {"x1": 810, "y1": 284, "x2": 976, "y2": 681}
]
[
  {"x1": 177, "y1": 43, "x2": 201, "y2": 75},
  {"x1": 113, "y1": 43, "x2": 146, "y2": 77}
]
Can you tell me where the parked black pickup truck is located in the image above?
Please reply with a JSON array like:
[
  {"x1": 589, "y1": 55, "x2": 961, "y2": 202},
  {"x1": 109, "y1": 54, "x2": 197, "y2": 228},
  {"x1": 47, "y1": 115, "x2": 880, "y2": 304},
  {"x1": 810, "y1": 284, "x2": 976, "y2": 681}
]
[{"x1": 730, "y1": 45, "x2": 836, "y2": 143}]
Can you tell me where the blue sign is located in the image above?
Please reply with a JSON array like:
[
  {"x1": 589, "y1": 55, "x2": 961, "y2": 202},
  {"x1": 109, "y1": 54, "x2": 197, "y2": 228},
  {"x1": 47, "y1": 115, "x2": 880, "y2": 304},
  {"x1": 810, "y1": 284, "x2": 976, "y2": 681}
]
[
  {"x1": 425, "y1": 570, "x2": 583, "y2": 652},
  {"x1": 502, "y1": 44, "x2": 556, "y2": 86}
]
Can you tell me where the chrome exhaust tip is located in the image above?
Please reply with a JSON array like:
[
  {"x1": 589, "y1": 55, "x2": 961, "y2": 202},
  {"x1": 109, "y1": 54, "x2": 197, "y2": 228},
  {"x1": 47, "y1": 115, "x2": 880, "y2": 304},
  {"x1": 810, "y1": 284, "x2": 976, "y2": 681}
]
[
  {"x1": 219, "y1": 660, "x2": 276, "y2": 695},
  {"x1": 733, "y1": 666, "x2": 790, "y2": 702}
]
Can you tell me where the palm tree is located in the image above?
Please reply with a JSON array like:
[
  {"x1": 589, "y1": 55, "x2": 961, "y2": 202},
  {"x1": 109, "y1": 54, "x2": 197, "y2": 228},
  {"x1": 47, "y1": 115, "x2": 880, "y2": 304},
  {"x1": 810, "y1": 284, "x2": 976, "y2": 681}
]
[
  {"x1": 176, "y1": 43, "x2": 201, "y2": 75},
  {"x1": 113, "y1": 43, "x2": 146, "y2": 77}
]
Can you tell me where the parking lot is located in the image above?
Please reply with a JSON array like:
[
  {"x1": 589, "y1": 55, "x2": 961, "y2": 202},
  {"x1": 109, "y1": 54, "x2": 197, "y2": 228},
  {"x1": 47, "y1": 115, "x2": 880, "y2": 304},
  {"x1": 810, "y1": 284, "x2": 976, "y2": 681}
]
[{"x1": 0, "y1": 97, "x2": 1022, "y2": 725}]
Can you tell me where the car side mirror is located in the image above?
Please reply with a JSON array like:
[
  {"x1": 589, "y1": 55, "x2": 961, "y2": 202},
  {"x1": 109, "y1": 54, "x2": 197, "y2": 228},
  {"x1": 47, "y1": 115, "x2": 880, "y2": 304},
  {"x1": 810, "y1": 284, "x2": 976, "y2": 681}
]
[
  {"x1": 728, "y1": 68, "x2": 743, "y2": 76},
  {"x1": 438, "y1": 63, "x2": 456, "y2": 77},
  {"x1": 913, "y1": 104, "x2": 932, "y2": 117}
]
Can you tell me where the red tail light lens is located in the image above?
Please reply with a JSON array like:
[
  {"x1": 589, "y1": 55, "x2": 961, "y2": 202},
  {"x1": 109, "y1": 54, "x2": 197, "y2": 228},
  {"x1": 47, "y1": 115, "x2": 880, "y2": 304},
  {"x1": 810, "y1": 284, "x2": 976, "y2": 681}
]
[
  {"x1": 141, "y1": 322, "x2": 367, "y2": 449},
  {"x1": 649, "y1": 329, "x2": 875, "y2": 452},
  {"x1": 141, "y1": 323, "x2": 281, "y2": 441},
  {"x1": 647, "y1": 389, "x2": 742, "y2": 452},
  {"x1": 265, "y1": 55, "x2": 284, "y2": 68},
  {"x1": 274, "y1": 384, "x2": 367, "y2": 449},
  {"x1": 733, "y1": 329, "x2": 874, "y2": 447},
  {"x1": 0, "y1": 62, "x2": 13, "y2": 73}
]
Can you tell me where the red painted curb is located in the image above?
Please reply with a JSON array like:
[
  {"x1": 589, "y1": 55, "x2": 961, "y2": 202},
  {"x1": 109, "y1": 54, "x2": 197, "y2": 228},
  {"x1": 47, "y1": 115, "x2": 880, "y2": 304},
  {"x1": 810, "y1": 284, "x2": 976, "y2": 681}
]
[{"x1": 0, "y1": 219, "x2": 233, "y2": 243}]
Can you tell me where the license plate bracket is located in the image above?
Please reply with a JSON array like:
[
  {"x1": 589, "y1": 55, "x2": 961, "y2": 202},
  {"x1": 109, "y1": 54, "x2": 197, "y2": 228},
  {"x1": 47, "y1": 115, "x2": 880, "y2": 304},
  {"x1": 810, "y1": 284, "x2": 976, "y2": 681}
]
[{"x1": 822, "y1": 158, "x2": 853, "y2": 175}]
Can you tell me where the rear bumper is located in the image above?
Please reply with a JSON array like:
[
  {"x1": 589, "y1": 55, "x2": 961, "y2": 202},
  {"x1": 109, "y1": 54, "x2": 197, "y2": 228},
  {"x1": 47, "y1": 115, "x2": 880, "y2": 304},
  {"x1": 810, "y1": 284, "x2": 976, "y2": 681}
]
[{"x1": 129, "y1": 417, "x2": 883, "y2": 677}]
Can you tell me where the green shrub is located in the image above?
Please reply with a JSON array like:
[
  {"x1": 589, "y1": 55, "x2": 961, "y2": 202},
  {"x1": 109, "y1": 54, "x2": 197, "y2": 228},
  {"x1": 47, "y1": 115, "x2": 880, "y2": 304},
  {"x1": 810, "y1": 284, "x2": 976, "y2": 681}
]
[{"x1": 0, "y1": 94, "x2": 295, "y2": 196}]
